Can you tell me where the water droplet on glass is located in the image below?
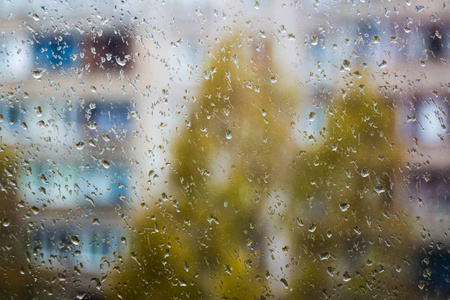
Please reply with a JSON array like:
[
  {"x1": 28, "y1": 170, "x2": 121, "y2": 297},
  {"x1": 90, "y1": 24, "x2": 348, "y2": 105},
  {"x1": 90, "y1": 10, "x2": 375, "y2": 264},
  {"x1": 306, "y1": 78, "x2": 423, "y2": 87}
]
[
  {"x1": 87, "y1": 122, "x2": 97, "y2": 130},
  {"x1": 340, "y1": 203, "x2": 350, "y2": 212},
  {"x1": 415, "y1": 5, "x2": 424, "y2": 12},
  {"x1": 374, "y1": 185, "x2": 385, "y2": 195},
  {"x1": 35, "y1": 106, "x2": 42, "y2": 117},
  {"x1": 75, "y1": 141, "x2": 84, "y2": 150},
  {"x1": 308, "y1": 223, "x2": 317, "y2": 232},
  {"x1": 31, "y1": 206, "x2": 39, "y2": 215},
  {"x1": 343, "y1": 271, "x2": 352, "y2": 282},
  {"x1": 225, "y1": 130, "x2": 232, "y2": 140},
  {"x1": 280, "y1": 278, "x2": 289, "y2": 289},
  {"x1": 100, "y1": 159, "x2": 110, "y2": 169},
  {"x1": 70, "y1": 235, "x2": 80, "y2": 245},
  {"x1": 85, "y1": 195, "x2": 95, "y2": 206},
  {"x1": 342, "y1": 59, "x2": 351, "y2": 70},
  {"x1": 360, "y1": 169, "x2": 369, "y2": 177},
  {"x1": 102, "y1": 133, "x2": 111, "y2": 141},
  {"x1": 2, "y1": 218, "x2": 11, "y2": 227},
  {"x1": 319, "y1": 252, "x2": 331, "y2": 260},
  {"x1": 311, "y1": 34, "x2": 318, "y2": 46},
  {"x1": 116, "y1": 57, "x2": 127, "y2": 67},
  {"x1": 32, "y1": 68, "x2": 45, "y2": 79},
  {"x1": 378, "y1": 60, "x2": 387, "y2": 69},
  {"x1": 30, "y1": 13, "x2": 40, "y2": 21}
]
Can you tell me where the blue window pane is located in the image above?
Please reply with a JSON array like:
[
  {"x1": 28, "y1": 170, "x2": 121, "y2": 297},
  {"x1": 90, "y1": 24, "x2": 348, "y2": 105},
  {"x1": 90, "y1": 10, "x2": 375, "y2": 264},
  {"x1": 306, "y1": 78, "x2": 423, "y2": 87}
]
[
  {"x1": 33, "y1": 34, "x2": 78, "y2": 70},
  {"x1": 88, "y1": 101, "x2": 131, "y2": 137}
]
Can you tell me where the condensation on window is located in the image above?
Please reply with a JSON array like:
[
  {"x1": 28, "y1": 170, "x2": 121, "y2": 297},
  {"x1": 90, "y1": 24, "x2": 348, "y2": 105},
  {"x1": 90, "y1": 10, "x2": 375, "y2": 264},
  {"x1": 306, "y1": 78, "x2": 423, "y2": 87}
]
[{"x1": 0, "y1": 0, "x2": 448, "y2": 299}]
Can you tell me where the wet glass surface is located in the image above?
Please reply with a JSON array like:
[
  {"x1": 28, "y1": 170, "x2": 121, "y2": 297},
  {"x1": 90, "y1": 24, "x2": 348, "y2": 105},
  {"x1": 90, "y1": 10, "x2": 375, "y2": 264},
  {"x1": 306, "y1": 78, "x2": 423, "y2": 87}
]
[{"x1": 0, "y1": 0, "x2": 449, "y2": 299}]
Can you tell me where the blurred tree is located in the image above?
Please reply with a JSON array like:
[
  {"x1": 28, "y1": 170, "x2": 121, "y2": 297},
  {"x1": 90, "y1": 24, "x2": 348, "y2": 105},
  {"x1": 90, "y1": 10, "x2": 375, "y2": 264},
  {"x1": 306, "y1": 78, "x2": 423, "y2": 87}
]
[
  {"x1": 0, "y1": 145, "x2": 31, "y2": 298},
  {"x1": 112, "y1": 33, "x2": 299, "y2": 299},
  {"x1": 287, "y1": 79, "x2": 417, "y2": 299}
]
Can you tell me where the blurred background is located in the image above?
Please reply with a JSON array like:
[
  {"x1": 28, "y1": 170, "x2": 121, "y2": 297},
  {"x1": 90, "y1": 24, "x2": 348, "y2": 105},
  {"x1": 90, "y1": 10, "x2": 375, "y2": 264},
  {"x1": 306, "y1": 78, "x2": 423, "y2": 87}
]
[{"x1": 0, "y1": 0, "x2": 448, "y2": 299}]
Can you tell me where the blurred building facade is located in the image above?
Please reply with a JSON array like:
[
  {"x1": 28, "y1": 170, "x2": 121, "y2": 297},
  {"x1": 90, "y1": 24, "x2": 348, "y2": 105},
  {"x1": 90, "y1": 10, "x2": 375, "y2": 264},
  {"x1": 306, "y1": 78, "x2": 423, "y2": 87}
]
[{"x1": 0, "y1": 0, "x2": 448, "y2": 298}]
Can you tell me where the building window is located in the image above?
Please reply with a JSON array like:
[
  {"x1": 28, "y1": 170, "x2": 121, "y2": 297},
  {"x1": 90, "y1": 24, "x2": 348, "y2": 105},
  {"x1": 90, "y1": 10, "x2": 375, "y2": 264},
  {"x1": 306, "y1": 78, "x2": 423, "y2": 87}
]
[
  {"x1": 33, "y1": 33, "x2": 79, "y2": 71},
  {"x1": 20, "y1": 161, "x2": 80, "y2": 207},
  {"x1": 79, "y1": 165, "x2": 129, "y2": 206},
  {"x1": 409, "y1": 96, "x2": 449, "y2": 145},
  {"x1": 426, "y1": 25, "x2": 447, "y2": 60},
  {"x1": 0, "y1": 33, "x2": 32, "y2": 81},
  {"x1": 85, "y1": 29, "x2": 133, "y2": 72},
  {"x1": 410, "y1": 170, "x2": 450, "y2": 217},
  {"x1": 85, "y1": 100, "x2": 131, "y2": 141}
]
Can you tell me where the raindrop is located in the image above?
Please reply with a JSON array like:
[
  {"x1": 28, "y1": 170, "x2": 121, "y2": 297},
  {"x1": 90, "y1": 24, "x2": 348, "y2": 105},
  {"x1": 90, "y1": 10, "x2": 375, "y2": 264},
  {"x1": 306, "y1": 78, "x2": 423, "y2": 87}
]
[
  {"x1": 75, "y1": 141, "x2": 84, "y2": 150},
  {"x1": 225, "y1": 130, "x2": 232, "y2": 140},
  {"x1": 87, "y1": 122, "x2": 97, "y2": 130},
  {"x1": 2, "y1": 218, "x2": 11, "y2": 227},
  {"x1": 339, "y1": 203, "x2": 350, "y2": 212},
  {"x1": 360, "y1": 169, "x2": 369, "y2": 177},
  {"x1": 308, "y1": 223, "x2": 317, "y2": 232},
  {"x1": 32, "y1": 68, "x2": 45, "y2": 79},
  {"x1": 116, "y1": 57, "x2": 127, "y2": 67},
  {"x1": 31, "y1": 206, "x2": 39, "y2": 215},
  {"x1": 280, "y1": 278, "x2": 289, "y2": 289},
  {"x1": 100, "y1": 159, "x2": 110, "y2": 169},
  {"x1": 342, "y1": 59, "x2": 351, "y2": 70},
  {"x1": 343, "y1": 271, "x2": 352, "y2": 282},
  {"x1": 308, "y1": 111, "x2": 316, "y2": 122},
  {"x1": 70, "y1": 235, "x2": 80, "y2": 245},
  {"x1": 35, "y1": 106, "x2": 43, "y2": 117},
  {"x1": 225, "y1": 264, "x2": 232, "y2": 275},
  {"x1": 85, "y1": 195, "x2": 95, "y2": 206},
  {"x1": 102, "y1": 133, "x2": 111, "y2": 142},
  {"x1": 374, "y1": 185, "x2": 385, "y2": 195},
  {"x1": 319, "y1": 252, "x2": 331, "y2": 260},
  {"x1": 415, "y1": 5, "x2": 424, "y2": 12},
  {"x1": 30, "y1": 13, "x2": 40, "y2": 21},
  {"x1": 377, "y1": 60, "x2": 387, "y2": 69}
]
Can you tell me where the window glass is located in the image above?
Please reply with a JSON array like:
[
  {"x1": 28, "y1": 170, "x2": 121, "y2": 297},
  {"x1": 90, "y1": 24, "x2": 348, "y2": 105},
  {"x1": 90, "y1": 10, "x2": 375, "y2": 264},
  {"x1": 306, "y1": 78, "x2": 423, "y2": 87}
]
[{"x1": 0, "y1": 1, "x2": 449, "y2": 299}]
